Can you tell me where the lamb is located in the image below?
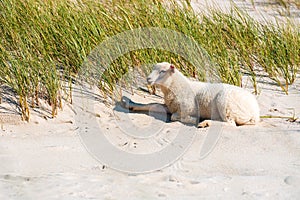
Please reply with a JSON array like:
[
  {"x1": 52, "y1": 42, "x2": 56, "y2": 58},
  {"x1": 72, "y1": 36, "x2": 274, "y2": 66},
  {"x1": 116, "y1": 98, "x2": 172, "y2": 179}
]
[{"x1": 122, "y1": 62, "x2": 260, "y2": 127}]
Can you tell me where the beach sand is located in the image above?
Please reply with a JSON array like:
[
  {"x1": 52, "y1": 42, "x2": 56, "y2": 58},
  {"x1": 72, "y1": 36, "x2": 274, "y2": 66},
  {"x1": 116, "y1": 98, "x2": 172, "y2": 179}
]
[{"x1": 1, "y1": 1, "x2": 300, "y2": 199}]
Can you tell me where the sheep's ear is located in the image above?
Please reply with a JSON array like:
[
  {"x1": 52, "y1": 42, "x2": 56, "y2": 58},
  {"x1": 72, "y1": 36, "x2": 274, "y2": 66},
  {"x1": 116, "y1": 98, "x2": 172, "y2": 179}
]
[{"x1": 170, "y1": 65, "x2": 175, "y2": 73}]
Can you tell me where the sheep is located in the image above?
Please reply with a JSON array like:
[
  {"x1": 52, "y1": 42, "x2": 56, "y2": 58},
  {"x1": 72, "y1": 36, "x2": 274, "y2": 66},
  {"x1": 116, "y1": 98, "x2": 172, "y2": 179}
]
[{"x1": 122, "y1": 62, "x2": 260, "y2": 127}]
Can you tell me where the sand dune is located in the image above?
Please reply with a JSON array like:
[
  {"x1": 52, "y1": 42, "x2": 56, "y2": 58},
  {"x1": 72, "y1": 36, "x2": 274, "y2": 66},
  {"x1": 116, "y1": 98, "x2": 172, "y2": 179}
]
[{"x1": 0, "y1": 0, "x2": 300, "y2": 199}]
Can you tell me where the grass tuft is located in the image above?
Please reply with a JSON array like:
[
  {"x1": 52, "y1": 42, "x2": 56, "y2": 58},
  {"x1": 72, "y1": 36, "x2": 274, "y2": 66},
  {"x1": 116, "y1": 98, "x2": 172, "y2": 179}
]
[{"x1": 0, "y1": 0, "x2": 299, "y2": 120}]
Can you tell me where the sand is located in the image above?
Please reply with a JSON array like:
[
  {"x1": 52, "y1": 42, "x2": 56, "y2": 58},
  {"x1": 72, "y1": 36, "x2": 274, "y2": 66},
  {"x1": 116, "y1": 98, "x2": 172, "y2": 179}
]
[{"x1": 1, "y1": 0, "x2": 300, "y2": 199}]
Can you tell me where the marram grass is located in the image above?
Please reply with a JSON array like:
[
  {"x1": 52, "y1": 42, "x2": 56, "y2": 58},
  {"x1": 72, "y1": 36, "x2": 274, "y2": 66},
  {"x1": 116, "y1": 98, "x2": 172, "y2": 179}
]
[{"x1": 0, "y1": 0, "x2": 299, "y2": 121}]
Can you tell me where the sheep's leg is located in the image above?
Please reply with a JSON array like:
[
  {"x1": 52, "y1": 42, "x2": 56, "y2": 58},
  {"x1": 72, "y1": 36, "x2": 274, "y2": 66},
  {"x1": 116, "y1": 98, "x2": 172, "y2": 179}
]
[
  {"x1": 171, "y1": 113, "x2": 198, "y2": 125},
  {"x1": 120, "y1": 96, "x2": 169, "y2": 113},
  {"x1": 181, "y1": 116, "x2": 198, "y2": 125},
  {"x1": 132, "y1": 103, "x2": 168, "y2": 113},
  {"x1": 197, "y1": 120, "x2": 212, "y2": 128},
  {"x1": 171, "y1": 113, "x2": 180, "y2": 121},
  {"x1": 198, "y1": 119, "x2": 237, "y2": 128}
]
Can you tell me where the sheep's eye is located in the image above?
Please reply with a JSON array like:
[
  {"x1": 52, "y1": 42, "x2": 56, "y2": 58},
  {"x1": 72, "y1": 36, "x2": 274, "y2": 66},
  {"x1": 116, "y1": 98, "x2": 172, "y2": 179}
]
[{"x1": 159, "y1": 70, "x2": 166, "y2": 74}]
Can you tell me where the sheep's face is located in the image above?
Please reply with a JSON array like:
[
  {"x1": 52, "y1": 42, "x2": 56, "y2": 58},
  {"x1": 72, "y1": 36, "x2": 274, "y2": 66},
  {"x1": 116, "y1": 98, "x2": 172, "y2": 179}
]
[{"x1": 147, "y1": 62, "x2": 175, "y2": 87}]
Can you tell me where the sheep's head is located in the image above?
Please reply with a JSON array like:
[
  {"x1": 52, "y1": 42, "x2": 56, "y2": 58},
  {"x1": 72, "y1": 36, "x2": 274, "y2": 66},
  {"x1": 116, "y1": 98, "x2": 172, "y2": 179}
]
[{"x1": 147, "y1": 62, "x2": 175, "y2": 87}]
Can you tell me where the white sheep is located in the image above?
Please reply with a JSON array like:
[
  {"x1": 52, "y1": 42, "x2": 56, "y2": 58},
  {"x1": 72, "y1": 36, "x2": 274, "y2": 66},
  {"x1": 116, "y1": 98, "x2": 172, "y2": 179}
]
[{"x1": 123, "y1": 62, "x2": 260, "y2": 127}]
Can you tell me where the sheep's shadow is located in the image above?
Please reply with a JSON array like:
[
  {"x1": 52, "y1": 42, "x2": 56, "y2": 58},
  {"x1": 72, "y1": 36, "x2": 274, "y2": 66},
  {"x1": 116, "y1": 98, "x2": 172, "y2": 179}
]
[{"x1": 114, "y1": 96, "x2": 172, "y2": 123}]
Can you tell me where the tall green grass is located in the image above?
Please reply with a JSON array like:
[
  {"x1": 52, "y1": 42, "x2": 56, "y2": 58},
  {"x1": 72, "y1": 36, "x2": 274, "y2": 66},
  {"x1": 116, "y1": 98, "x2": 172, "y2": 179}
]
[{"x1": 0, "y1": 0, "x2": 299, "y2": 121}]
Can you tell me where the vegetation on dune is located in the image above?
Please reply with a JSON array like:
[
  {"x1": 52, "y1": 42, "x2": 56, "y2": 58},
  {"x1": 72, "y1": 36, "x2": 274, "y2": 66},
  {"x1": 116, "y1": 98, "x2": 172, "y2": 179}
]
[{"x1": 0, "y1": 0, "x2": 299, "y2": 121}]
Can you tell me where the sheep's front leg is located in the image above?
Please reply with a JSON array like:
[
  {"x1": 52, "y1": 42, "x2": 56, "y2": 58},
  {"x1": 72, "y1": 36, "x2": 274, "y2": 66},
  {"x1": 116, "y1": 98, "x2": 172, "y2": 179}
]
[
  {"x1": 171, "y1": 113, "x2": 198, "y2": 125},
  {"x1": 197, "y1": 120, "x2": 212, "y2": 128},
  {"x1": 171, "y1": 112, "x2": 181, "y2": 122},
  {"x1": 120, "y1": 96, "x2": 169, "y2": 113},
  {"x1": 197, "y1": 119, "x2": 236, "y2": 128}
]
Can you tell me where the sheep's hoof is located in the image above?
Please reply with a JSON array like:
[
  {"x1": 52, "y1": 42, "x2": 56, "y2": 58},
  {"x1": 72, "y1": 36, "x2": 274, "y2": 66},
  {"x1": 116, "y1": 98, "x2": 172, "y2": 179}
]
[
  {"x1": 171, "y1": 113, "x2": 180, "y2": 122},
  {"x1": 120, "y1": 96, "x2": 133, "y2": 110},
  {"x1": 197, "y1": 120, "x2": 211, "y2": 128}
]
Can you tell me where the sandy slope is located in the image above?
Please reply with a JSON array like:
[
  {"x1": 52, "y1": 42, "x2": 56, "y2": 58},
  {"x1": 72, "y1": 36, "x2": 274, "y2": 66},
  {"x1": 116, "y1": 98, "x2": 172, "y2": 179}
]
[
  {"x1": 1, "y1": 76, "x2": 300, "y2": 199},
  {"x1": 1, "y1": 0, "x2": 300, "y2": 199}
]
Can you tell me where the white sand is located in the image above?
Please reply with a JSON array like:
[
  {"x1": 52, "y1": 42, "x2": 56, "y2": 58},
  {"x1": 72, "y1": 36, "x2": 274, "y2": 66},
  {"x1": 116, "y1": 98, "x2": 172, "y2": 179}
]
[{"x1": 1, "y1": 1, "x2": 300, "y2": 199}]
